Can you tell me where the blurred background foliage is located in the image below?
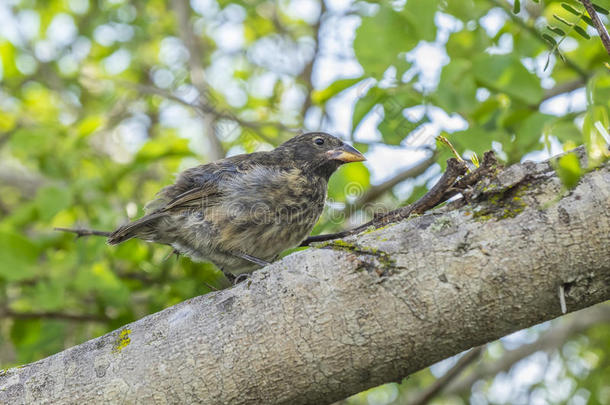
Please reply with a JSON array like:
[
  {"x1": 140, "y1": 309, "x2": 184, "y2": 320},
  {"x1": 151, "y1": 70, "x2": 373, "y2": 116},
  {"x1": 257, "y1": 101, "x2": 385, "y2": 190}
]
[{"x1": 0, "y1": 0, "x2": 609, "y2": 403}]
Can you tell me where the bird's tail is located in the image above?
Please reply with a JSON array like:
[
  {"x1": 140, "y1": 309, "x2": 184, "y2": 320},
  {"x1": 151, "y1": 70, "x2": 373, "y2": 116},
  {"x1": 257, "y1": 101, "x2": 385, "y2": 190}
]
[
  {"x1": 56, "y1": 212, "x2": 166, "y2": 245},
  {"x1": 106, "y1": 212, "x2": 166, "y2": 245}
]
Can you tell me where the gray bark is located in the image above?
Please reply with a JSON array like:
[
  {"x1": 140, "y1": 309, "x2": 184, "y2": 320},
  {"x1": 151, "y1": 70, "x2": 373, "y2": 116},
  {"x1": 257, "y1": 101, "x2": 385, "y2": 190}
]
[{"x1": 1, "y1": 149, "x2": 609, "y2": 404}]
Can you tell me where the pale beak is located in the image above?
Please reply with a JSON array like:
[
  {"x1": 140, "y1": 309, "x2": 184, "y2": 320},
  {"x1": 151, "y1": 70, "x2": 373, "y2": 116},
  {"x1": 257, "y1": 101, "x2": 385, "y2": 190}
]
[{"x1": 326, "y1": 144, "x2": 366, "y2": 163}]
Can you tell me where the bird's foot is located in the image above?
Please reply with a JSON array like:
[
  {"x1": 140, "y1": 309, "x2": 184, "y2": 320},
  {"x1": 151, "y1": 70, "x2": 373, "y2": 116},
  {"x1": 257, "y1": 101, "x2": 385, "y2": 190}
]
[
  {"x1": 224, "y1": 273, "x2": 251, "y2": 285},
  {"x1": 162, "y1": 248, "x2": 181, "y2": 262}
]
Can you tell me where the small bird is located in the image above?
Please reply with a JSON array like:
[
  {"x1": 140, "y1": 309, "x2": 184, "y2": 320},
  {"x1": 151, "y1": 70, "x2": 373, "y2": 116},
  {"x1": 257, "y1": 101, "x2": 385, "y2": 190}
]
[{"x1": 58, "y1": 132, "x2": 365, "y2": 280}]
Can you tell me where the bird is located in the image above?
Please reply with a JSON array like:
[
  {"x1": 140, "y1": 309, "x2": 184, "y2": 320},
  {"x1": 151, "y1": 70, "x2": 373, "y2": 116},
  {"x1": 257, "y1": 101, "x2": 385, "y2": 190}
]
[{"x1": 57, "y1": 132, "x2": 365, "y2": 281}]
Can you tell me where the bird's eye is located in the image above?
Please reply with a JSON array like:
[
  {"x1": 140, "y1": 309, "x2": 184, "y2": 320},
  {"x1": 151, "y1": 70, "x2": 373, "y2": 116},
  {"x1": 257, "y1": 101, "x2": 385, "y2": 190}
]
[{"x1": 314, "y1": 138, "x2": 325, "y2": 146}]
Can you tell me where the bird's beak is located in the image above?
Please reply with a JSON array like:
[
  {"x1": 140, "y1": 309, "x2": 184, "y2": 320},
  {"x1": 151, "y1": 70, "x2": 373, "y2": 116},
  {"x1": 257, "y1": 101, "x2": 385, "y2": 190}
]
[{"x1": 326, "y1": 144, "x2": 366, "y2": 163}]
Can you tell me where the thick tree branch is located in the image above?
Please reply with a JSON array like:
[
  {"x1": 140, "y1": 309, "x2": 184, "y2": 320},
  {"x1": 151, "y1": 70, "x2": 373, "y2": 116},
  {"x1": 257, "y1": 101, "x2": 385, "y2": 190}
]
[
  {"x1": 443, "y1": 303, "x2": 610, "y2": 395},
  {"x1": 1, "y1": 148, "x2": 609, "y2": 404}
]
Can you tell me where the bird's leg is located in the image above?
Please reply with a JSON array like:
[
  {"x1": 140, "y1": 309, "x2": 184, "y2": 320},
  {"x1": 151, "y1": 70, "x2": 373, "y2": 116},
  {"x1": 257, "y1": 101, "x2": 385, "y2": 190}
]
[
  {"x1": 202, "y1": 281, "x2": 220, "y2": 291},
  {"x1": 231, "y1": 252, "x2": 271, "y2": 267},
  {"x1": 162, "y1": 248, "x2": 181, "y2": 262}
]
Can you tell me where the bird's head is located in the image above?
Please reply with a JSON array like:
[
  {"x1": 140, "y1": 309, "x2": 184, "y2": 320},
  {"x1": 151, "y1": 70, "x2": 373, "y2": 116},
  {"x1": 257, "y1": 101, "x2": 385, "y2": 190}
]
[{"x1": 276, "y1": 132, "x2": 366, "y2": 179}]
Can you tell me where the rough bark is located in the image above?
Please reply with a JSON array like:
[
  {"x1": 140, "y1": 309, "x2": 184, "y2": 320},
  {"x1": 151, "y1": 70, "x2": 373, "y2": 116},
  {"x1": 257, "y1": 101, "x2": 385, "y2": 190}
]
[{"x1": 1, "y1": 150, "x2": 609, "y2": 405}]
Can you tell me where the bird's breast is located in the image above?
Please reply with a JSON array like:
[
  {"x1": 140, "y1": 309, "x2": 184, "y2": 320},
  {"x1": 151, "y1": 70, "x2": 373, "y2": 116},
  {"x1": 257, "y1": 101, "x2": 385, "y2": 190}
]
[{"x1": 211, "y1": 166, "x2": 327, "y2": 255}]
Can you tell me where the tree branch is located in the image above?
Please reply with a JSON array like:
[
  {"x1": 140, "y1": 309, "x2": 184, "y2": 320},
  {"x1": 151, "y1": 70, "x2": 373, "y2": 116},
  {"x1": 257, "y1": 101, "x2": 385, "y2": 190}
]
[
  {"x1": 1, "y1": 147, "x2": 608, "y2": 404},
  {"x1": 541, "y1": 78, "x2": 586, "y2": 103},
  {"x1": 344, "y1": 152, "x2": 437, "y2": 213},
  {"x1": 171, "y1": 0, "x2": 225, "y2": 160},
  {"x1": 579, "y1": 0, "x2": 610, "y2": 55},
  {"x1": 300, "y1": 0, "x2": 326, "y2": 119},
  {"x1": 0, "y1": 162, "x2": 47, "y2": 196},
  {"x1": 403, "y1": 346, "x2": 485, "y2": 405},
  {"x1": 443, "y1": 303, "x2": 610, "y2": 396},
  {"x1": 125, "y1": 80, "x2": 293, "y2": 146},
  {"x1": 1, "y1": 309, "x2": 108, "y2": 323},
  {"x1": 301, "y1": 155, "x2": 469, "y2": 245}
]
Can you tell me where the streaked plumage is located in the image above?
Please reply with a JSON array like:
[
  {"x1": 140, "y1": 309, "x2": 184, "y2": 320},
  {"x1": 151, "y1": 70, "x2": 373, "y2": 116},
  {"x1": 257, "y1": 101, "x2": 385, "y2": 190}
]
[{"x1": 106, "y1": 132, "x2": 365, "y2": 276}]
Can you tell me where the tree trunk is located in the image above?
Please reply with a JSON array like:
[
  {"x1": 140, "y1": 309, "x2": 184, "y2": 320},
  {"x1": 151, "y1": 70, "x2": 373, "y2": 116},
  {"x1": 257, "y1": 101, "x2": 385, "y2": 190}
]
[{"x1": 1, "y1": 149, "x2": 609, "y2": 404}]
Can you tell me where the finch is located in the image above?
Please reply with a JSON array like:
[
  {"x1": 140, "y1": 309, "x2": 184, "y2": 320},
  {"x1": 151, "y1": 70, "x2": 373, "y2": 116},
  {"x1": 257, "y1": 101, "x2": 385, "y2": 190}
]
[{"x1": 58, "y1": 132, "x2": 365, "y2": 280}]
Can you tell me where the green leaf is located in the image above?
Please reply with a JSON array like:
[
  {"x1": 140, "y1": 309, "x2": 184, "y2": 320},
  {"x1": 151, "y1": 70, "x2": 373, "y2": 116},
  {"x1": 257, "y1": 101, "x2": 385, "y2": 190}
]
[
  {"x1": 379, "y1": 113, "x2": 427, "y2": 145},
  {"x1": 352, "y1": 85, "x2": 422, "y2": 140},
  {"x1": 311, "y1": 77, "x2": 364, "y2": 105},
  {"x1": 0, "y1": 232, "x2": 40, "y2": 281},
  {"x1": 436, "y1": 59, "x2": 478, "y2": 114},
  {"x1": 593, "y1": 3, "x2": 609, "y2": 14},
  {"x1": 135, "y1": 134, "x2": 191, "y2": 163},
  {"x1": 561, "y1": 3, "x2": 582, "y2": 16},
  {"x1": 35, "y1": 185, "x2": 73, "y2": 222},
  {"x1": 403, "y1": 0, "x2": 439, "y2": 42},
  {"x1": 588, "y1": 72, "x2": 610, "y2": 107},
  {"x1": 513, "y1": 0, "x2": 521, "y2": 14},
  {"x1": 547, "y1": 25, "x2": 566, "y2": 36},
  {"x1": 472, "y1": 54, "x2": 544, "y2": 104},
  {"x1": 327, "y1": 162, "x2": 370, "y2": 203},
  {"x1": 555, "y1": 152, "x2": 583, "y2": 189},
  {"x1": 440, "y1": 0, "x2": 483, "y2": 21},
  {"x1": 553, "y1": 14, "x2": 574, "y2": 26},
  {"x1": 581, "y1": 14, "x2": 595, "y2": 26},
  {"x1": 582, "y1": 105, "x2": 610, "y2": 167},
  {"x1": 444, "y1": 127, "x2": 510, "y2": 159},
  {"x1": 351, "y1": 87, "x2": 386, "y2": 133},
  {"x1": 11, "y1": 320, "x2": 65, "y2": 364},
  {"x1": 573, "y1": 25, "x2": 591, "y2": 39},
  {"x1": 0, "y1": 41, "x2": 18, "y2": 79},
  {"x1": 514, "y1": 112, "x2": 555, "y2": 153},
  {"x1": 542, "y1": 33, "x2": 558, "y2": 46},
  {"x1": 446, "y1": 27, "x2": 491, "y2": 59},
  {"x1": 551, "y1": 120, "x2": 583, "y2": 143},
  {"x1": 354, "y1": 6, "x2": 418, "y2": 75}
]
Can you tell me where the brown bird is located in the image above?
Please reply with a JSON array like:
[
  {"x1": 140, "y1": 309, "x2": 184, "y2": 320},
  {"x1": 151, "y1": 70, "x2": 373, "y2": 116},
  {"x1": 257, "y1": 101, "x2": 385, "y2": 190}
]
[{"x1": 58, "y1": 132, "x2": 365, "y2": 281}]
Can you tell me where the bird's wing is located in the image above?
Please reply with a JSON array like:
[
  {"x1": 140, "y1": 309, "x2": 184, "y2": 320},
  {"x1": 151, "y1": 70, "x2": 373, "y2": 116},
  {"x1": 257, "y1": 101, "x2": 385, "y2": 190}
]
[
  {"x1": 109, "y1": 153, "x2": 272, "y2": 245},
  {"x1": 145, "y1": 152, "x2": 270, "y2": 214}
]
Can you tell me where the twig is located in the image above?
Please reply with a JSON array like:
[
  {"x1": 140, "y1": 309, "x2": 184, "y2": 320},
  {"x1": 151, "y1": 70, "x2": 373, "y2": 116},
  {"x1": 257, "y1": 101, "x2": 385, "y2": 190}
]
[
  {"x1": 125, "y1": 80, "x2": 292, "y2": 145},
  {"x1": 54, "y1": 227, "x2": 111, "y2": 238},
  {"x1": 1, "y1": 308, "x2": 109, "y2": 323},
  {"x1": 171, "y1": 0, "x2": 225, "y2": 160},
  {"x1": 345, "y1": 152, "x2": 437, "y2": 212},
  {"x1": 541, "y1": 78, "x2": 586, "y2": 102},
  {"x1": 377, "y1": 158, "x2": 468, "y2": 223},
  {"x1": 300, "y1": 0, "x2": 326, "y2": 118},
  {"x1": 300, "y1": 157, "x2": 469, "y2": 246},
  {"x1": 489, "y1": 0, "x2": 589, "y2": 78},
  {"x1": 579, "y1": 0, "x2": 610, "y2": 55},
  {"x1": 402, "y1": 346, "x2": 485, "y2": 405},
  {"x1": 440, "y1": 151, "x2": 499, "y2": 201}
]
